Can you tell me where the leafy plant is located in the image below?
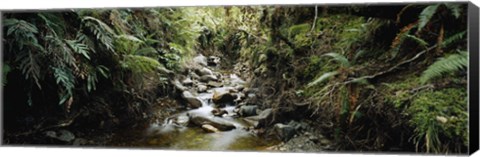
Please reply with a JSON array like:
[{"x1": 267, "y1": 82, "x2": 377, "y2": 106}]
[{"x1": 420, "y1": 50, "x2": 468, "y2": 84}]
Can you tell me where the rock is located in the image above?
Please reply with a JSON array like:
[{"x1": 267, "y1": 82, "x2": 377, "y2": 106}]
[
  {"x1": 243, "y1": 108, "x2": 273, "y2": 128},
  {"x1": 212, "y1": 89, "x2": 237, "y2": 105},
  {"x1": 196, "y1": 67, "x2": 214, "y2": 76},
  {"x1": 436, "y1": 116, "x2": 448, "y2": 123},
  {"x1": 274, "y1": 123, "x2": 296, "y2": 142},
  {"x1": 197, "y1": 84, "x2": 208, "y2": 93},
  {"x1": 188, "y1": 113, "x2": 236, "y2": 131},
  {"x1": 182, "y1": 77, "x2": 193, "y2": 86},
  {"x1": 45, "y1": 130, "x2": 75, "y2": 142},
  {"x1": 172, "y1": 79, "x2": 187, "y2": 91},
  {"x1": 207, "y1": 56, "x2": 220, "y2": 66},
  {"x1": 237, "y1": 105, "x2": 258, "y2": 117},
  {"x1": 175, "y1": 115, "x2": 190, "y2": 126},
  {"x1": 211, "y1": 108, "x2": 228, "y2": 117},
  {"x1": 202, "y1": 124, "x2": 220, "y2": 133},
  {"x1": 193, "y1": 54, "x2": 208, "y2": 67},
  {"x1": 181, "y1": 91, "x2": 203, "y2": 108},
  {"x1": 73, "y1": 138, "x2": 87, "y2": 146},
  {"x1": 200, "y1": 75, "x2": 218, "y2": 82},
  {"x1": 235, "y1": 85, "x2": 245, "y2": 92},
  {"x1": 229, "y1": 74, "x2": 245, "y2": 86},
  {"x1": 207, "y1": 81, "x2": 223, "y2": 87}
]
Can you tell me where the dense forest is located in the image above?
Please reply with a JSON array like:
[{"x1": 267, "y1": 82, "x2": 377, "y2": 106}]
[{"x1": 2, "y1": 3, "x2": 470, "y2": 154}]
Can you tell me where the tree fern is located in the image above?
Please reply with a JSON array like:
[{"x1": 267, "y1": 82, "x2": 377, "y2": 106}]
[{"x1": 420, "y1": 51, "x2": 468, "y2": 84}]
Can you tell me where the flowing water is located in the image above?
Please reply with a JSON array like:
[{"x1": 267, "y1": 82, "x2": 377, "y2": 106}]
[{"x1": 109, "y1": 74, "x2": 280, "y2": 151}]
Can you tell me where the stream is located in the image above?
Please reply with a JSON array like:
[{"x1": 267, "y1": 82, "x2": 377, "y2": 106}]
[{"x1": 108, "y1": 55, "x2": 280, "y2": 151}]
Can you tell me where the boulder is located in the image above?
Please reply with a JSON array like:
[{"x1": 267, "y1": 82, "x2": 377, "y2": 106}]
[
  {"x1": 181, "y1": 91, "x2": 203, "y2": 108},
  {"x1": 196, "y1": 67, "x2": 214, "y2": 76},
  {"x1": 243, "y1": 108, "x2": 273, "y2": 128},
  {"x1": 197, "y1": 84, "x2": 208, "y2": 93},
  {"x1": 188, "y1": 113, "x2": 236, "y2": 131},
  {"x1": 182, "y1": 77, "x2": 193, "y2": 86},
  {"x1": 211, "y1": 108, "x2": 228, "y2": 117},
  {"x1": 174, "y1": 115, "x2": 190, "y2": 126},
  {"x1": 273, "y1": 123, "x2": 296, "y2": 142},
  {"x1": 202, "y1": 124, "x2": 220, "y2": 133},
  {"x1": 200, "y1": 75, "x2": 218, "y2": 82},
  {"x1": 212, "y1": 89, "x2": 237, "y2": 105},
  {"x1": 207, "y1": 56, "x2": 221, "y2": 66},
  {"x1": 193, "y1": 54, "x2": 208, "y2": 67},
  {"x1": 172, "y1": 79, "x2": 187, "y2": 91},
  {"x1": 237, "y1": 105, "x2": 258, "y2": 117},
  {"x1": 207, "y1": 81, "x2": 222, "y2": 87}
]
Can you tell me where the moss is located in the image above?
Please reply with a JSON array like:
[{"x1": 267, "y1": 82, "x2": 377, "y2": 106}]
[{"x1": 408, "y1": 88, "x2": 468, "y2": 151}]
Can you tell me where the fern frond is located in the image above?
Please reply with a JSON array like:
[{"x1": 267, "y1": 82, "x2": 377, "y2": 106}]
[
  {"x1": 420, "y1": 51, "x2": 468, "y2": 84},
  {"x1": 53, "y1": 67, "x2": 75, "y2": 94},
  {"x1": 307, "y1": 71, "x2": 339, "y2": 87},
  {"x1": 445, "y1": 4, "x2": 462, "y2": 19},
  {"x1": 81, "y1": 16, "x2": 116, "y2": 52},
  {"x1": 16, "y1": 51, "x2": 43, "y2": 88},
  {"x1": 417, "y1": 4, "x2": 439, "y2": 32},
  {"x1": 442, "y1": 31, "x2": 466, "y2": 48},
  {"x1": 121, "y1": 55, "x2": 161, "y2": 74},
  {"x1": 288, "y1": 23, "x2": 310, "y2": 37},
  {"x1": 66, "y1": 40, "x2": 91, "y2": 60},
  {"x1": 405, "y1": 34, "x2": 429, "y2": 48},
  {"x1": 323, "y1": 52, "x2": 351, "y2": 67}
]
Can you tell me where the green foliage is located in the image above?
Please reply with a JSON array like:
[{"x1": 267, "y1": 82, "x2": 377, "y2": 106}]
[
  {"x1": 442, "y1": 31, "x2": 466, "y2": 48},
  {"x1": 307, "y1": 71, "x2": 339, "y2": 87},
  {"x1": 2, "y1": 63, "x2": 11, "y2": 86},
  {"x1": 121, "y1": 55, "x2": 161, "y2": 74},
  {"x1": 323, "y1": 52, "x2": 351, "y2": 67},
  {"x1": 417, "y1": 4, "x2": 439, "y2": 32},
  {"x1": 81, "y1": 16, "x2": 116, "y2": 52},
  {"x1": 420, "y1": 51, "x2": 468, "y2": 84},
  {"x1": 53, "y1": 67, "x2": 75, "y2": 105},
  {"x1": 408, "y1": 88, "x2": 468, "y2": 153}
]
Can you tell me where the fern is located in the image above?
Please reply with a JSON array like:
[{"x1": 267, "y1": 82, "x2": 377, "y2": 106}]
[
  {"x1": 121, "y1": 55, "x2": 161, "y2": 74},
  {"x1": 16, "y1": 50, "x2": 43, "y2": 88},
  {"x1": 307, "y1": 71, "x2": 339, "y2": 87},
  {"x1": 420, "y1": 51, "x2": 468, "y2": 84},
  {"x1": 405, "y1": 34, "x2": 429, "y2": 48},
  {"x1": 442, "y1": 31, "x2": 466, "y2": 48},
  {"x1": 2, "y1": 63, "x2": 11, "y2": 86},
  {"x1": 52, "y1": 67, "x2": 75, "y2": 105},
  {"x1": 323, "y1": 52, "x2": 351, "y2": 67},
  {"x1": 417, "y1": 4, "x2": 439, "y2": 32},
  {"x1": 66, "y1": 40, "x2": 91, "y2": 60},
  {"x1": 81, "y1": 16, "x2": 116, "y2": 52},
  {"x1": 445, "y1": 4, "x2": 462, "y2": 19}
]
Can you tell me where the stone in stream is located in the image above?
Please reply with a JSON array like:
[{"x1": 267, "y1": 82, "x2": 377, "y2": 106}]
[
  {"x1": 195, "y1": 67, "x2": 214, "y2": 76},
  {"x1": 182, "y1": 77, "x2": 194, "y2": 86},
  {"x1": 200, "y1": 75, "x2": 218, "y2": 82},
  {"x1": 237, "y1": 105, "x2": 258, "y2": 117},
  {"x1": 212, "y1": 89, "x2": 237, "y2": 105},
  {"x1": 207, "y1": 56, "x2": 220, "y2": 66},
  {"x1": 197, "y1": 84, "x2": 208, "y2": 93},
  {"x1": 243, "y1": 108, "x2": 273, "y2": 128},
  {"x1": 201, "y1": 124, "x2": 220, "y2": 133},
  {"x1": 187, "y1": 112, "x2": 236, "y2": 131},
  {"x1": 207, "y1": 81, "x2": 222, "y2": 87},
  {"x1": 211, "y1": 108, "x2": 228, "y2": 117},
  {"x1": 181, "y1": 91, "x2": 203, "y2": 109},
  {"x1": 193, "y1": 54, "x2": 208, "y2": 67}
]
